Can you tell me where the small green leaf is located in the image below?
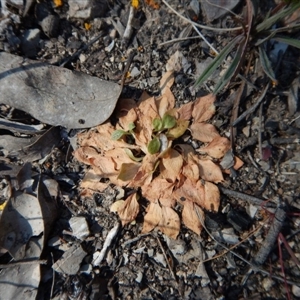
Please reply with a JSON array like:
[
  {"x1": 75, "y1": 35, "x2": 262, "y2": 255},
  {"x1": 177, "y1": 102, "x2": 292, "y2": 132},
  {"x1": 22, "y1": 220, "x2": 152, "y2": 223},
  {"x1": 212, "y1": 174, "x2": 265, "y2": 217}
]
[
  {"x1": 124, "y1": 148, "x2": 144, "y2": 162},
  {"x1": 194, "y1": 35, "x2": 244, "y2": 88},
  {"x1": 111, "y1": 130, "x2": 127, "y2": 140},
  {"x1": 258, "y1": 45, "x2": 277, "y2": 83},
  {"x1": 153, "y1": 118, "x2": 163, "y2": 131},
  {"x1": 147, "y1": 137, "x2": 161, "y2": 154},
  {"x1": 128, "y1": 122, "x2": 136, "y2": 131},
  {"x1": 162, "y1": 114, "x2": 176, "y2": 129}
]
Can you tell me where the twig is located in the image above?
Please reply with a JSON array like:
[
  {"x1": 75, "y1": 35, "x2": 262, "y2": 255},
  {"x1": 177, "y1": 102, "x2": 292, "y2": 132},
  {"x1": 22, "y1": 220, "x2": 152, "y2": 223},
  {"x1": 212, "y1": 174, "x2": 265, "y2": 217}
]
[
  {"x1": 50, "y1": 253, "x2": 55, "y2": 299},
  {"x1": 58, "y1": 31, "x2": 105, "y2": 67},
  {"x1": 190, "y1": 23, "x2": 218, "y2": 54},
  {"x1": 158, "y1": 36, "x2": 203, "y2": 47},
  {"x1": 259, "y1": 102, "x2": 264, "y2": 160},
  {"x1": 232, "y1": 83, "x2": 269, "y2": 127},
  {"x1": 195, "y1": 206, "x2": 299, "y2": 286},
  {"x1": 123, "y1": 5, "x2": 135, "y2": 46},
  {"x1": 122, "y1": 233, "x2": 149, "y2": 246},
  {"x1": 270, "y1": 137, "x2": 300, "y2": 145},
  {"x1": 161, "y1": 0, "x2": 243, "y2": 32},
  {"x1": 93, "y1": 222, "x2": 120, "y2": 266},
  {"x1": 252, "y1": 205, "x2": 286, "y2": 266},
  {"x1": 155, "y1": 236, "x2": 176, "y2": 281},
  {"x1": 219, "y1": 186, "x2": 276, "y2": 208},
  {"x1": 0, "y1": 259, "x2": 47, "y2": 269}
]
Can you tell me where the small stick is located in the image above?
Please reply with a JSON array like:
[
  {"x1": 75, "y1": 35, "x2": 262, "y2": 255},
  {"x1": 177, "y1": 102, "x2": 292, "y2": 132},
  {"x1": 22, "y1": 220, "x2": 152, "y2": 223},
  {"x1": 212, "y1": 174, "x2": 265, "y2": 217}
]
[
  {"x1": 161, "y1": 0, "x2": 243, "y2": 32},
  {"x1": 93, "y1": 222, "x2": 120, "y2": 266},
  {"x1": 123, "y1": 5, "x2": 135, "y2": 46},
  {"x1": 219, "y1": 186, "x2": 276, "y2": 208},
  {"x1": 232, "y1": 83, "x2": 269, "y2": 127},
  {"x1": 252, "y1": 205, "x2": 286, "y2": 266}
]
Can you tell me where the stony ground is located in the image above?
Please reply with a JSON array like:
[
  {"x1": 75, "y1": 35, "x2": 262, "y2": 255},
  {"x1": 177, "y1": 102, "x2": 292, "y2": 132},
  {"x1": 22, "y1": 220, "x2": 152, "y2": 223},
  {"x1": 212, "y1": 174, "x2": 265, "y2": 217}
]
[{"x1": 1, "y1": 0, "x2": 300, "y2": 299}]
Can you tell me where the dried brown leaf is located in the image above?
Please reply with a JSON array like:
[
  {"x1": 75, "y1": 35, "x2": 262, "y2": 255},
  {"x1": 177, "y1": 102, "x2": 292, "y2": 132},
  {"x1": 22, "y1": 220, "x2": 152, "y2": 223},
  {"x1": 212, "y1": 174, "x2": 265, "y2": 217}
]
[
  {"x1": 190, "y1": 123, "x2": 220, "y2": 143},
  {"x1": 129, "y1": 153, "x2": 158, "y2": 187},
  {"x1": 198, "y1": 159, "x2": 224, "y2": 183},
  {"x1": 158, "y1": 206, "x2": 180, "y2": 239},
  {"x1": 116, "y1": 192, "x2": 139, "y2": 226},
  {"x1": 159, "y1": 149, "x2": 183, "y2": 182},
  {"x1": 117, "y1": 163, "x2": 141, "y2": 183},
  {"x1": 192, "y1": 94, "x2": 216, "y2": 123},
  {"x1": 160, "y1": 71, "x2": 174, "y2": 94},
  {"x1": 177, "y1": 102, "x2": 194, "y2": 120},
  {"x1": 142, "y1": 178, "x2": 175, "y2": 207},
  {"x1": 182, "y1": 201, "x2": 203, "y2": 235},
  {"x1": 173, "y1": 178, "x2": 205, "y2": 207},
  {"x1": 80, "y1": 169, "x2": 109, "y2": 193},
  {"x1": 156, "y1": 88, "x2": 175, "y2": 118},
  {"x1": 142, "y1": 202, "x2": 162, "y2": 234},
  {"x1": 203, "y1": 181, "x2": 220, "y2": 212},
  {"x1": 198, "y1": 136, "x2": 231, "y2": 159}
]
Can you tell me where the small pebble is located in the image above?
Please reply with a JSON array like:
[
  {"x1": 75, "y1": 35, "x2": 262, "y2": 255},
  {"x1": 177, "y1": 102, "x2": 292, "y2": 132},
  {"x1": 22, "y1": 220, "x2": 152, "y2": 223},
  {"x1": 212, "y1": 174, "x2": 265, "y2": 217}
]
[{"x1": 292, "y1": 285, "x2": 300, "y2": 297}]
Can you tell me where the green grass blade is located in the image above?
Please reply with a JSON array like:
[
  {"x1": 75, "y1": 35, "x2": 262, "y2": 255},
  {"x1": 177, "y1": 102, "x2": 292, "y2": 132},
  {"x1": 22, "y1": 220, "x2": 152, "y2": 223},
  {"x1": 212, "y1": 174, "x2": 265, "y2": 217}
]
[
  {"x1": 256, "y1": 2, "x2": 300, "y2": 32},
  {"x1": 272, "y1": 36, "x2": 300, "y2": 49},
  {"x1": 194, "y1": 35, "x2": 243, "y2": 88},
  {"x1": 213, "y1": 38, "x2": 246, "y2": 94},
  {"x1": 258, "y1": 45, "x2": 277, "y2": 83}
]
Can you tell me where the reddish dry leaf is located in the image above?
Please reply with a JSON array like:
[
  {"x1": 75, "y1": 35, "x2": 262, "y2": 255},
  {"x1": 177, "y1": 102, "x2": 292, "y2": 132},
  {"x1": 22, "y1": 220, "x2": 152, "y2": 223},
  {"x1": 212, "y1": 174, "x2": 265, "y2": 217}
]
[
  {"x1": 198, "y1": 136, "x2": 231, "y2": 158},
  {"x1": 192, "y1": 94, "x2": 216, "y2": 123},
  {"x1": 198, "y1": 159, "x2": 224, "y2": 183},
  {"x1": 158, "y1": 206, "x2": 180, "y2": 239},
  {"x1": 233, "y1": 156, "x2": 244, "y2": 170},
  {"x1": 142, "y1": 202, "x2": 162, "y2": 234},
  {"x1": 159, "y1": 148, "x2": 183, "y2": 182},
  {"x1": 190, "y1": 122, "x2": 220, "y2": 143},
  {"x1": 116, "y1": 192, "x2": 139, "y2": 226},
  {"x1": 177, "y1": 102, "x2": 194, "y2": 120},
  {"x1": 203, "y1": 181, "x2": 220, "y2": 212},
  {"x1": 142, "y1": 178, "x2": 175, "y2": 207},
  {"x1": 182, "y1": 201, "x2": 204, "y2": 235}
]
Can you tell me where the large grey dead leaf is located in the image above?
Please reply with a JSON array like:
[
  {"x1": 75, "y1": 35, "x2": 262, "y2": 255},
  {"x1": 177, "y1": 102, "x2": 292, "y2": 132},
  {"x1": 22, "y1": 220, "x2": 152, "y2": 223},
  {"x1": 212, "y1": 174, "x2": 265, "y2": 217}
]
[
  {"x1": 0, "y1": 52, "x2": 122, "y2": 128},
  {"x1": 0, "y1": 263, "x2": 40, "y2": 300}
]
